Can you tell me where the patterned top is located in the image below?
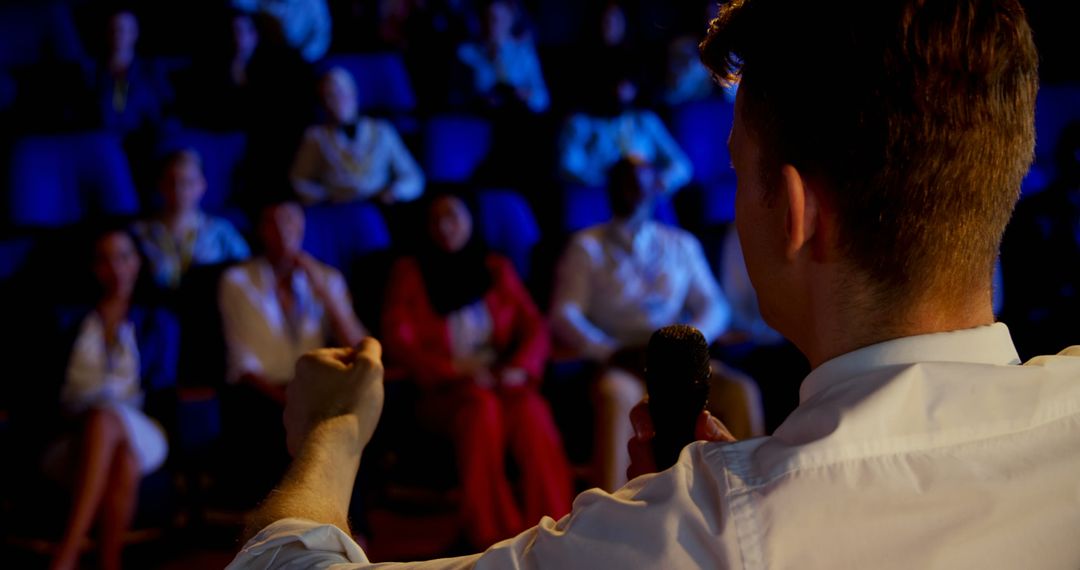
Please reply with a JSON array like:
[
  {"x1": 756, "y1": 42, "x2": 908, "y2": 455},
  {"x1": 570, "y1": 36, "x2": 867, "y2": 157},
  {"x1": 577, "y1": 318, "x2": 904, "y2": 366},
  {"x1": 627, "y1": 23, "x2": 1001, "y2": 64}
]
[{"x1": 133, "y1": 213, "x2": 250, "y2": 289}]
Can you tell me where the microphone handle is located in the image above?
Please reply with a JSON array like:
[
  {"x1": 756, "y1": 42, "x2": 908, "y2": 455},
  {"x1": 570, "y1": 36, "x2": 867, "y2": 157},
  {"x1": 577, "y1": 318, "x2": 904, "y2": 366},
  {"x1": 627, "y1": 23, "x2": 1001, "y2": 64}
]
[{"x1": 648, "y1": 382, "x2": 709, "y2": 471}]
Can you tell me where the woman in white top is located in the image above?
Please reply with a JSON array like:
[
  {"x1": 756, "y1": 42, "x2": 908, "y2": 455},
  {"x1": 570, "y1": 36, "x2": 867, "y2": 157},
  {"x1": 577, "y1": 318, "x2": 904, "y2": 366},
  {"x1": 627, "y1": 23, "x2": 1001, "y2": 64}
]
[{"x1": 48, "y1": 229, "x2": 178, "y2": 570}]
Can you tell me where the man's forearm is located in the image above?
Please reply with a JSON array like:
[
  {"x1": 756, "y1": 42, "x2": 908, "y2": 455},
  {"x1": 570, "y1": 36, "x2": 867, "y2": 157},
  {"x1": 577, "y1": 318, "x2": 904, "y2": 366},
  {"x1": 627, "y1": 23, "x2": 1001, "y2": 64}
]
[
  {"x1": 326, "y1": 301, "x2": 366, "y2": 347},
  {"x1": 244, "y1": 414, "x2": 363, "y2": 542}
]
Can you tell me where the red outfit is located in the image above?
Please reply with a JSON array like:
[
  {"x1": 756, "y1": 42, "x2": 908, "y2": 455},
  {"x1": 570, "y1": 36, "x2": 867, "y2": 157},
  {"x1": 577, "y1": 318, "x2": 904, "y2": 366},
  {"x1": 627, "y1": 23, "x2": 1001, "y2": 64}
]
[{"x1": 383, "y1": 254, "x2": 573, "y2": 548}]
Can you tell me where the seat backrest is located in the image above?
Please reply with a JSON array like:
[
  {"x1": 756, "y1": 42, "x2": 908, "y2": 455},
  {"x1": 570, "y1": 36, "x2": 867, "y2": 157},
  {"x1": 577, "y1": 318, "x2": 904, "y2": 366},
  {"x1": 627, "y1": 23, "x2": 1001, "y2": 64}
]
[
  {"x1": 561, "y1": 184, "x2": 681, "y2": 235},
  {"x1": 670, "y1": 98, "x2": 736, "y2": 185},
  {"x1": 302, "y1": 201, "x2": 392, "y2": 274},
  {"x1": 156, "y1": 129, "x2": 248, "y2": 215},
  {"x1": 0, "y1": 3, "x2": 85, "y2": 69},
  {"x1": 317, "y1": 52, "x2": 417, "y2": 114},
  {"x1": 474, "y1": 189, "x2": 541, "y2": 279},
  {"x1": 421, "y1": 115, "x2": 493, "y2": 184},
  {"x1": 0, "y1": 235, "x2": 35, "y2": 283},
  {"x1": 7, "y1": 132, "x2": 139, "y2": 228}
]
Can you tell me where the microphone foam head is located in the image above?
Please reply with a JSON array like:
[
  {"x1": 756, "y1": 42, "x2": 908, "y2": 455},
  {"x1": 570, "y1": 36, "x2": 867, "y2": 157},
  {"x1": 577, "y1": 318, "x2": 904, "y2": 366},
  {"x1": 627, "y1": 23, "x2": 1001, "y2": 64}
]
[{"x1": 645, "y1": 324, "x2": 711, "y2": 387}]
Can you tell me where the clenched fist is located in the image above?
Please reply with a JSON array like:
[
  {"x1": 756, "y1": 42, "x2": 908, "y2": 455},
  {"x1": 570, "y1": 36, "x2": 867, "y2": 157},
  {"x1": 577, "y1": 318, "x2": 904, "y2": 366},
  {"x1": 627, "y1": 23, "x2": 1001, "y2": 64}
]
[{"x1": 284, "y1": 338, "x2": 385, "y2": 456}]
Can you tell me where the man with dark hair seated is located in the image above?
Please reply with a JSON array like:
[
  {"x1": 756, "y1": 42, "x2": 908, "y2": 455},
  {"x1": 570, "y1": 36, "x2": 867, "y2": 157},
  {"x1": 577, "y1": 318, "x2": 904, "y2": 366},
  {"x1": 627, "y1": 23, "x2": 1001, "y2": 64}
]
[
  {"x1": 217, "y1": 200, "x2": 367, "y2": 502},
  {"x1": 550, "y1": 156, "x2": 762, "y2": 492},
  {"x1": 229, "y1": 0, "x2": 1080, "y2": 567}
]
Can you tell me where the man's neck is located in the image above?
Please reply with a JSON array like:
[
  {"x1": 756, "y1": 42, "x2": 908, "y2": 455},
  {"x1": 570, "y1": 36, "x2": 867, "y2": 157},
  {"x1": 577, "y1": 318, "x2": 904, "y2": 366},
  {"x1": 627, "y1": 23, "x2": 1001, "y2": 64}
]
[
  {"x1": 268, "y1": 254, "x2": 297, "y2": 281},
  {"x1": 163, "y1": 210, "x2": 199, "y2": 236},
  {"x1": 109, "y1": 50, "x2": 135, "y2": 74},
  {"x1": 802, "y1": 291, "x2": 996, "y2": 369}
]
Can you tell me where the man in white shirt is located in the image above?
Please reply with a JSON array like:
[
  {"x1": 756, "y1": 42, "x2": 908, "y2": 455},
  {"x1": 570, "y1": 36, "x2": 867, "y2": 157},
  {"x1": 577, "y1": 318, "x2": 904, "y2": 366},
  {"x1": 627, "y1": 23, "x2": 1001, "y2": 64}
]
[
  {"x1": 229, "y1": 0, "x2": 1080, "y2": 568},
  {"x1": 218, "y1": 200, "x2": 367, "y2": 503},
  {"x1": 550, "y1": 156, "x2": 761, "y2": 490},
  {"x1": 291, "y1": 67, "x2": 425, "y2": 205}
]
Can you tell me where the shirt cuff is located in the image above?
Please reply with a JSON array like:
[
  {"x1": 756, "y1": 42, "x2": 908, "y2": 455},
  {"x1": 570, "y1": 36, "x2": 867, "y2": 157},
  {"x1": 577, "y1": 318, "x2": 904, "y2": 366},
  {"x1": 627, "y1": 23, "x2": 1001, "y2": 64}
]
[{"x1": 227, "y1": 518, "x2": 369, "y2": 569}]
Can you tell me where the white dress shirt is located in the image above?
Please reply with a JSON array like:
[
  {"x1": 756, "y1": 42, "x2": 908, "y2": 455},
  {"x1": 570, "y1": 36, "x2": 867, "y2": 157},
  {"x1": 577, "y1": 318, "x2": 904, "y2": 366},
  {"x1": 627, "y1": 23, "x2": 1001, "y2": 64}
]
[
  {"x1": 218, "y1": 257, "x2": 352, "y2": 384},
  {"x1": 457, "y1": 39, "x2": 551, "y2": 113},
  {"x1": 228, "y1": 323, "x2": 1080, "y2": 569},
  {"x1": 232, "y1": 0, "x2": 331, "y2": 62},
  {"x1": 290, "y1": 119, "x2": 425, "y2": 204},
  {"x1": 558, "y1": 109, "x2": 693, "y2": 192},
  {"x1": 550, "y1": 220, "x2": 731, "y2": 361}
]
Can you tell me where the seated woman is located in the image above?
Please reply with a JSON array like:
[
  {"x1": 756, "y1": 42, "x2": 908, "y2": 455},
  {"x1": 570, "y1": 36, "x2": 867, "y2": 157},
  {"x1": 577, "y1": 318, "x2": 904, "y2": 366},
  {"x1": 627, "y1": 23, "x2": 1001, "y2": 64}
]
[
  {"x1": 382, "y1": 194, "x2": 572, "y2": 550},
  {"x1": 45, "y1": 228, "x2": 179, "y2": 570},
  {"x1": 132, "y1": 149, "x2": 250, "y2": 290}
]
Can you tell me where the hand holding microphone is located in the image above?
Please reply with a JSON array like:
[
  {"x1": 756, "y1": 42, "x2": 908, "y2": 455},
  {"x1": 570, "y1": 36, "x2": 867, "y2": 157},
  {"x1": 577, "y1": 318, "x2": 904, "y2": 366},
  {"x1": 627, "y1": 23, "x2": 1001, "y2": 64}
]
[{"x1": 627, "y1": 325, "x2": 735, "y2": 479}]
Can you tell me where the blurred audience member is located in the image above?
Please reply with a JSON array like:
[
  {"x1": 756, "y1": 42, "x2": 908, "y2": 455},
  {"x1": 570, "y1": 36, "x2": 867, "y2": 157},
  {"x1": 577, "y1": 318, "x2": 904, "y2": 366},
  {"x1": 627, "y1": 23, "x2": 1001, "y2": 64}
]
[
  {"x1": 1001, "y1": 120, "x2": 1080, "y2": 358},
  {"x1": 232, "y1": 0, "x2": 331, "y2": 62},
  {"x1": 133, "y1": 150, "x2": 250, "y2": 290},
  {"x1": 383, "y1": 195, "x2": 572, "y2": 549},
  {"x1": 457, "y1": 0, "x2": 549, "y2": 113},
  {"x1": 291, "y1": 67, "x2": 425, "y2": 205},
  {"x1": 45, "y1": 228, "x2": 178, "y2": 570},
  {"x1": 550, "y1": 158, "x2": 761, "y2": 490},
  {"x1": 557, "y1": 72, "x2": 692, "y2": 193},
  {"x1": 177, "y1": 9, "x2": 315, "y2": 202},
  {"x1": 85, "y1": 8, "x2": 172, "y2": 136},
  {"x1": 663, "y1": 36, "x2": 719, "y2": 105},
  {"x1": 218, "y1": 201, "x2": 367, "y2": 501}
]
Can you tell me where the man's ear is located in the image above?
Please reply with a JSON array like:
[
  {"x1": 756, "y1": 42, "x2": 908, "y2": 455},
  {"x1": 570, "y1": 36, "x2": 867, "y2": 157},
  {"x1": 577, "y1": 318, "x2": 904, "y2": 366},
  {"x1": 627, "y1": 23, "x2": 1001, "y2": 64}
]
[{"x1": 780, "y1": 164, "x2": 818, "y2": 261}]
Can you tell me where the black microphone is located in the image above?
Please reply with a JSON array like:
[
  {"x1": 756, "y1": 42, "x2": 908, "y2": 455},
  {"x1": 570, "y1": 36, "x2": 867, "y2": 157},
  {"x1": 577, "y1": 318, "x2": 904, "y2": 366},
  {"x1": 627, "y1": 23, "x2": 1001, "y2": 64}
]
[{"x1": 645, "y1": 324, "x2": 712, "y2": 471}]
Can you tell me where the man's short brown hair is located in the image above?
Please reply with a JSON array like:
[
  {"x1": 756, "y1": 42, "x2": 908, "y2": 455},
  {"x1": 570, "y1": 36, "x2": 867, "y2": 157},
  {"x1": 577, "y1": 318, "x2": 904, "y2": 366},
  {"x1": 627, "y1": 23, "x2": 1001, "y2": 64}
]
[{"x1": 702, "y1": 0, "x2": 1038, "y2": 304}]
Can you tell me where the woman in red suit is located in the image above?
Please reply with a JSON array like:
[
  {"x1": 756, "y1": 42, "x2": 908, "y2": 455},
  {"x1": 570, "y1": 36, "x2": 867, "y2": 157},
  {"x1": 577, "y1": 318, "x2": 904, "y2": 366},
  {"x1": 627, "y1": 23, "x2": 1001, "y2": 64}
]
[{"x1": 382, "y1": 194, "x2": 573, "y2": 549}]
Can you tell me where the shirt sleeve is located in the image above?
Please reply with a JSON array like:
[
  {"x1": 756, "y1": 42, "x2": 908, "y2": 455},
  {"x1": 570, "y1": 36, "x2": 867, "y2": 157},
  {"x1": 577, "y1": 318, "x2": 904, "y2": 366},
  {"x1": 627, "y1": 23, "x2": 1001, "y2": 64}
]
[
  {"x1": 381, "y1": 259, "x2": 467, "y2": 386},
  {"x1": 229, "y1": 443, "x2": 736, "y2": 569},
  {"x1": 218, "y1": 267, "x2": 268, "y2": 383},
  {"x1": 549, "y1": 236, "x2": 618, "y2": 361},
  {"x1": 520, "y1": 42, "x2": 550, "y2": 113},
  {"x1": 642, "y1": 111, "x2": 693, "y2": 194},
  {"x1": 298, "y1": 0, "x2": 331, "y2": 62},
  {"x1": 557, "y1": 115, "x2": 605, "y2": 187},
  {"x1": 381, "y1": 122, "x2": 425, "y2": 202},
  {"x1": 490, "y1": 256, "x2": 550, "y2": 382},
  {"x1": 291, "y1": 128, "x2": 330, "y2": 204},
  {"x1": 680, "y1": 233, "x2": 731, "y2": 344},
  {"x1": 323, "y1": 266, "x2": 368, "y2": 344},
  {"x1": 215, "y1": 218, "x2": 252, "y2": 261}
]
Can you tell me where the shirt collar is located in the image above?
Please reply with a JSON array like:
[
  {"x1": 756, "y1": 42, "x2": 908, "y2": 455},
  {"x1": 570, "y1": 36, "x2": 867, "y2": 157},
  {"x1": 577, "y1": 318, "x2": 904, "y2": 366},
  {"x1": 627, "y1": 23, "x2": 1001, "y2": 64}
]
[
  {"x1": 607, "y1": 219, "x2": 656, "y2": 252},
  {"x1": 799, "y1": 322, "x2": 1021, "y2": 404}
]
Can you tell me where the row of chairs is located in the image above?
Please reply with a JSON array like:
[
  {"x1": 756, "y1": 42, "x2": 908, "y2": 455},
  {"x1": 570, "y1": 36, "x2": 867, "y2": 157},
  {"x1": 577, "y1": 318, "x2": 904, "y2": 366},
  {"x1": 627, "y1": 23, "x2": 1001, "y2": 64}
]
[{"x1": 0, "y1": 97, "x2": 738, "y2": 230}]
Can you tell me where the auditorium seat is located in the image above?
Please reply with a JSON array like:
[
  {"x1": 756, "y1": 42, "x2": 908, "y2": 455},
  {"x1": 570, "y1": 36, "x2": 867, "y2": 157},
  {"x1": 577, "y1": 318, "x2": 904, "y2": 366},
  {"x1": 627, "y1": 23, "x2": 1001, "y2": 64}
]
[
  {"x1": 670, "y1": 98, "x2": 738, "y2": 226},
  {"x1": 317, "y1": 52, "x2": 419, "y2": 133},
  {"x1": 156, "y1": 129, "x2": 249, "y2": 231},
  {"x1": 1024, "y1": 83, "x2": 1080, "y2": 194},
  {"x1": 421, "y1": 115, "x2": 493, "y2": 185},
  {"x1": 302, "y1": 201, "x2": 393, "y2": 329},
  {"x1": 0, "y1": 2, "x2": 85, "y2": 69},
  {"x1": 303, "y1": 201, "x2": 392, "y2": 272},
  {"x1": 0, "y1": 235, "x2": 34, "y2": 283},
  {"x1": 474, "y1": 189, "x2": 542, "y2": 280},
  {"x1": 318, "y1": 52, "x2": 417, "y2": 114},
  {"x1": 561, "y1": 184, "x2": 679, "y2": 235},
  {"x1": 6, "y1": 132, "x2": 139, "y2": 228}
]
